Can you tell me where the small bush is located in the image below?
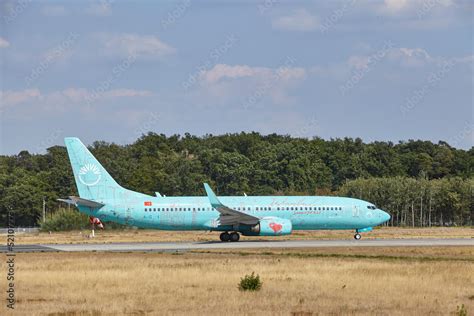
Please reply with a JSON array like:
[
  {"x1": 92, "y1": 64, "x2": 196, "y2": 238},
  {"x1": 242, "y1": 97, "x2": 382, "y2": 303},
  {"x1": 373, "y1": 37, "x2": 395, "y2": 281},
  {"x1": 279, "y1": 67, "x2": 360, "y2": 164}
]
[
  {"x1": 456, "y1": 304, "x2": 467, "y2": 316},
  {"x1": 238, "y1": 272, "x2": 262, "y2": 292},
  {"x1": 40, "y1": 209, "x2": 90, "y2": 231}
]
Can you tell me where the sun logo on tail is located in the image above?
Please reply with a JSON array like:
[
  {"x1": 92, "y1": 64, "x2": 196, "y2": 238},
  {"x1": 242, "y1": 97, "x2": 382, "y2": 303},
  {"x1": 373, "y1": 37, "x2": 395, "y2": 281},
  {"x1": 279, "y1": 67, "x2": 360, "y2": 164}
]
[{"x1": 78, "y1": 163, "x2": 102, "y2": 186}]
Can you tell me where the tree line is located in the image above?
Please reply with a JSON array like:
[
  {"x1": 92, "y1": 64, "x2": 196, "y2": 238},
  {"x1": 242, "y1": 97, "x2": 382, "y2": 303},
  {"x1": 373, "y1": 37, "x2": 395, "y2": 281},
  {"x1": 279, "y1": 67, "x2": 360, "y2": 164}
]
[
  {"x1": 0, "y1": 132, "x2": 472, "y2": 227},
  {"x1": 339, "y1": 177, "x2": 472, "y2": 226}
]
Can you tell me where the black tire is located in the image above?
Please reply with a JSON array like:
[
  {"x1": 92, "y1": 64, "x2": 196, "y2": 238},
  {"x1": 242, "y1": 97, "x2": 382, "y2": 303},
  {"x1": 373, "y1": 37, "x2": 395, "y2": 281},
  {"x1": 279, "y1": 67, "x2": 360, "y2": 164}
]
[
  {"x1": 220, "y1": 232, "x2": 230, "y2": 242},
  {"x1": 354, "y1": 233, "x2": 361, "y2": 240},
  {"x1": 230, "y1": 232, "x2": 240, "y2": 242}
]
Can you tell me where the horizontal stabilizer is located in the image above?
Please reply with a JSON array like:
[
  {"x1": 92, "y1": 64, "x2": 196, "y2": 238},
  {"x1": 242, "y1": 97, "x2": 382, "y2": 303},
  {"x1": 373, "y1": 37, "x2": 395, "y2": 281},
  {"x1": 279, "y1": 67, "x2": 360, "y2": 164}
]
[{"x1": 57, "y1": 196, "x2": 104, "y2": 209}]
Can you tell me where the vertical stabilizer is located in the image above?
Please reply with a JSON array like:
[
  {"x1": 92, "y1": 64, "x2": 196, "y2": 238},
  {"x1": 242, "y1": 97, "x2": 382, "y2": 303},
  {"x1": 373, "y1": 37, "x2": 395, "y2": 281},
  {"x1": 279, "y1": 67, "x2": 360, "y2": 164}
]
[{"x1": 64, "y1": 137, "x2": 140, "y2": 201}]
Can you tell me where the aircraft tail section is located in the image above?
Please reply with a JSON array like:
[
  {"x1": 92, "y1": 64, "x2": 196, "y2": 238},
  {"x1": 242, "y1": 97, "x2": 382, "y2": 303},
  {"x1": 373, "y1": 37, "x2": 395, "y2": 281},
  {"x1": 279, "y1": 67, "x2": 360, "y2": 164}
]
[{"x1": 64, "y1": 137, "x2": 147, "y2": 201}]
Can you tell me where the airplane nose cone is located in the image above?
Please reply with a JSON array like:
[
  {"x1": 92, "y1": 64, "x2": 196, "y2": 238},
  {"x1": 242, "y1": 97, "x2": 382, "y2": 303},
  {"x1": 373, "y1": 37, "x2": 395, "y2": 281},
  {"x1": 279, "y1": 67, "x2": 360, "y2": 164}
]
[{"x1": 380, "y1": 210, "x2": 391, "y2": 223}]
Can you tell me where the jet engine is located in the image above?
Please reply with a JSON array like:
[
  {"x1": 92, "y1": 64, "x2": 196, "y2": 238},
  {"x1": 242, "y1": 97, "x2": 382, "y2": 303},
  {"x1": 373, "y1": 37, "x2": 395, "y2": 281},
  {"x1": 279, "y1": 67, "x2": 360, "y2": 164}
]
[{"x1": 242, "y1": 217, "x2": 292, "y2": 236}]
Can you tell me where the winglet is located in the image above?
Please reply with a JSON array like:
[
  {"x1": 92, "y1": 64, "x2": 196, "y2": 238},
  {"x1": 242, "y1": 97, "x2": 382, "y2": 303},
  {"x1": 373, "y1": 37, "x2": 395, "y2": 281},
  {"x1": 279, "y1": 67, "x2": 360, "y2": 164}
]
[{"x1": 204, "y1": 183, "x2": 222, "y2": 208}]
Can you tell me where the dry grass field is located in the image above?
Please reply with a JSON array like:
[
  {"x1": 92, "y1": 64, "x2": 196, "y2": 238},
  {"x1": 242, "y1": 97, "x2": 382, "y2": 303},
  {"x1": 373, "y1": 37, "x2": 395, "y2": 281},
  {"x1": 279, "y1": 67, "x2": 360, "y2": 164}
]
[
  {"x1": 15, "y1": 227, "x2": 474, "y2": 245},
  {"x1": 1, "y1": 247, "x2": 473, "y2": 316}
]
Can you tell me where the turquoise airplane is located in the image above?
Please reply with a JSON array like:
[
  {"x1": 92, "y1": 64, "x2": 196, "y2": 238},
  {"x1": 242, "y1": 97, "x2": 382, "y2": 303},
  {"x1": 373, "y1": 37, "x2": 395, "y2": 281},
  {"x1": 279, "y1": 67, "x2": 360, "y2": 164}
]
[{"x1": 60, "y1": 137, "x2": 391, "y2": 242}]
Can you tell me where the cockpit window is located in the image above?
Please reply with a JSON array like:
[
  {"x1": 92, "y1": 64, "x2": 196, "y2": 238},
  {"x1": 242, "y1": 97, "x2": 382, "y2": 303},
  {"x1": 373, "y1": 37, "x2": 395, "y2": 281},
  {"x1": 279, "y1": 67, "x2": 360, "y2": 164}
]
[{"x1": 367, "y1": 205, "x2": 376, "y2": 210}]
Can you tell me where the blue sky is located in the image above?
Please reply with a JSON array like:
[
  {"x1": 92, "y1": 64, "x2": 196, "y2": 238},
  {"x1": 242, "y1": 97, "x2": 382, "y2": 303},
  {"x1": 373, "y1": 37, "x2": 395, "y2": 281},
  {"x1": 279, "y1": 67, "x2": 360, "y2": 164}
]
[{"x1": 0, "y1": 0, "x2": 472, "y2": 154}]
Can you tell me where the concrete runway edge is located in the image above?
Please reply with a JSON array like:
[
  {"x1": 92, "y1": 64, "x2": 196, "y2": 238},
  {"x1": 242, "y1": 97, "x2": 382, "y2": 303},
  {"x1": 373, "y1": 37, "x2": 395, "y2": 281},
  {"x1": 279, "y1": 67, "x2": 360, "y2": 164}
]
[{"x1": 2, "y1": 238, "x2": 473, "y2": 253}]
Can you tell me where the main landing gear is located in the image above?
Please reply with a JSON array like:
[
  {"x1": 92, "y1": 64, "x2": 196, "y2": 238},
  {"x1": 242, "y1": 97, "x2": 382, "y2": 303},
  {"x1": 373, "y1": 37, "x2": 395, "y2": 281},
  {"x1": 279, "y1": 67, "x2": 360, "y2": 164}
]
[
  {"x1": 354, "y1": 233, "x2": 362, "y2": 240},
  {"x1": 219, "y1": 232, "x2": 240, "y2": 242}
]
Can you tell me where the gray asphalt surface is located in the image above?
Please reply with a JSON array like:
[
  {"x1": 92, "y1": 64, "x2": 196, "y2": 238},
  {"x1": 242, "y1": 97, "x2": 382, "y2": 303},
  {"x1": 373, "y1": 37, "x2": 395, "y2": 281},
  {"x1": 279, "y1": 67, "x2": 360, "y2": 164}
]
[{"x1": 1, "y1": 238, "x2": 472, "y2": 253}]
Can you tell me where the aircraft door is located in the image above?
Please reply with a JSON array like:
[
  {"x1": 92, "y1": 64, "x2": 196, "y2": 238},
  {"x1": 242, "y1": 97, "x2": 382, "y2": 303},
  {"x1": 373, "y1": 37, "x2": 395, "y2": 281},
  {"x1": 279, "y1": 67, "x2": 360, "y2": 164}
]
[
  {"x1": 352, "y1": 205, "x2": 360, "y2": 217},
  {"x1": 125, "y1": 207, "x2": 135, "y2": 226}
]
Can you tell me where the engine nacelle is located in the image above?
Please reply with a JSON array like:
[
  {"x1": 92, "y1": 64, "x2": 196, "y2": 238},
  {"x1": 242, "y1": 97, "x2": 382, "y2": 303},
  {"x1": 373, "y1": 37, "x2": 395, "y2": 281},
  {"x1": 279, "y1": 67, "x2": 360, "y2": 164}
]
[{"x1": 242, "y1": 217, "x2": 292, "y2": 236}]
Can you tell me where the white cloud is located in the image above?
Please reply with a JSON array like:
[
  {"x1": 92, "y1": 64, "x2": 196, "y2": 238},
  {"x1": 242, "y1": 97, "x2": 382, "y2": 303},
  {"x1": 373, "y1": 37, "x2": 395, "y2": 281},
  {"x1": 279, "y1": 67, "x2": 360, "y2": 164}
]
[
  {"x1": 387, "y1": 47, "x2": 471, "y2": 67},
  {"x1": 41, "y1": 5, "x2": 68, "y2": 16},
  {"x1": 102, "y1": 89, "x2": 153, "y2": 98},
  {"x1": 0, "y1": 89, "x2": 41, "y2": 107},
  {"x1": 86, "y1": 3, "x2": 112, "y2": 16},
  {"x1": 0, "y1": 88, "x2": 153, "y2": 110},
  {"x1": 199, "y1": 64, "x2": 270, "y2": 83},
  {"x1": 383, "y1": 0, "x2": 409, "y2": 12},
  {"x1": 199, "y1": 64, "x2": 306, "y2": 84},
  {"x1": 367, "y1": 0, "x2": 455, "y2": 16},
  {"x1": 346, "y1": 47, "x2": 440, "y2": 70},
  {"x1": 347, "y1": 56, "x2": 372, "y2": 70},
  {"x1": 318, "y1": 0, "x2": 463, "y2": 31},
  {"x1": 104, "y1": 33, "x2": 175, "y2": 58},
  {"x1": 387, "y1": 47, "x2": 435, "y2": 67},
  {"x1": 453, "y1": 55, "x2": 474, "y2": 64},
  {"x1": 272, "y1": 9, "x2": 319, "y2": 31},
  {"x1": 0, "y1": 37, "x2": 10, "y2": 48},
  {"x1": 194, "y1": 63, "x2": 306, "y2": 107},
  {"x1": 59, "y1": 88, "x2": 90, "y2": 102},
  {"x1": 310, "y1": 46, "x2": 471, "y2": 86}
]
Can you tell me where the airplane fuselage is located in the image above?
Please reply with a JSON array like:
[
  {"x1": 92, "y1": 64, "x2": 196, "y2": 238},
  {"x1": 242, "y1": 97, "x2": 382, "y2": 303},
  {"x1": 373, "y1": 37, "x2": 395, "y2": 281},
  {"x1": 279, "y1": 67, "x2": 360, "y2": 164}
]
[{"x1": 79, "y1": 195, "x2": 389, "y2": 231}]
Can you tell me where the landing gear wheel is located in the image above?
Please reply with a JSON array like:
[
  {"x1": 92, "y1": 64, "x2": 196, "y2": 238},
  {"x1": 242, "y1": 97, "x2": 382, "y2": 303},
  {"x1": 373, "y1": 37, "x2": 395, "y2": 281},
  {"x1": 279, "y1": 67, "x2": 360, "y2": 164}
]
[
  {"x1": 230, "y1": 232, "x2": 240, "y2": 242},
  {"x1": 220, "y1": 232, "x2": 230, "y2": 242},
  {"x1": 354, "y1": 233, "x2": 361, "y2": 240}
]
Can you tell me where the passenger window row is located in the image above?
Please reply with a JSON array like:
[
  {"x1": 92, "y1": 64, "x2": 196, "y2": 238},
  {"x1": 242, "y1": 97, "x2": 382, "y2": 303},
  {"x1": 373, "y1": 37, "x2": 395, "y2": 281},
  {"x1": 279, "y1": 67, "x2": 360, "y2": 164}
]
[
  {"x1": 144, "y1": 206, "x2": 344, "y2": 212},
  {"x1": 145, "y1": 207, "x2": 211, "y2": 212},
  {"x1": 276, "y1": 206, "x2": 343, "y2": 211}
]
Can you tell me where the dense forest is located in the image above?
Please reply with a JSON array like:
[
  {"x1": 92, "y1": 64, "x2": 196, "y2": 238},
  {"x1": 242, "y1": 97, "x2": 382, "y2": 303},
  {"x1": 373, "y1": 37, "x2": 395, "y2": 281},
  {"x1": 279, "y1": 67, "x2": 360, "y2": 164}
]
[{"x1": 0, "y1": 132, "x2": 472, "y2": 227}]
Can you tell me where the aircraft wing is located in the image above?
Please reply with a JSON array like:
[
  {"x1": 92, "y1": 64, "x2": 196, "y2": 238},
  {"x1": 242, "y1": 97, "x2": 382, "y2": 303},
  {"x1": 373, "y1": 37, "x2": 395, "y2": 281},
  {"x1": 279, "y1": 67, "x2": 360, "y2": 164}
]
[
  {"x1": 57, "y1": 196, "x2": 104, "y2": 209},
  {"x1": 204, "y1": 183, "x2": 259, "y2": 226}
]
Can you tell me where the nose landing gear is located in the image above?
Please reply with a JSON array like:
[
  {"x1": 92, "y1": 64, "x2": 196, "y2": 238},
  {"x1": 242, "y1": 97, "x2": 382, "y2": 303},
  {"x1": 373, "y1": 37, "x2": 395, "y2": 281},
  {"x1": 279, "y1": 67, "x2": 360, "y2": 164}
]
[{"x1": 354, "y1": 227, "x2": 373, "y2": 240}]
